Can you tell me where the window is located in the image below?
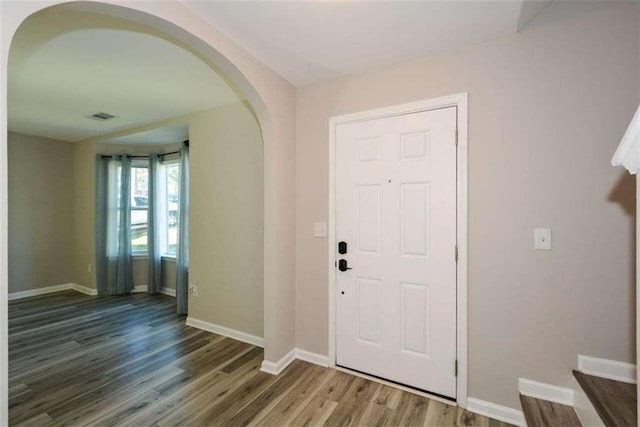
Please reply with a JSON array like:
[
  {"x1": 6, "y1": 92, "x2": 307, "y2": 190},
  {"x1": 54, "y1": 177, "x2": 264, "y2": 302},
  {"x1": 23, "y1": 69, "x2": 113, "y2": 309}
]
[
  {"x1": 131, "y1": 164, "x2": 149, "y2": 253},
  {"x1": 162, "y1": 161, "x2": 180, "y2": 256},
  {"x1": 113, "y1": 159, "x2": 179, "y2": 256}
]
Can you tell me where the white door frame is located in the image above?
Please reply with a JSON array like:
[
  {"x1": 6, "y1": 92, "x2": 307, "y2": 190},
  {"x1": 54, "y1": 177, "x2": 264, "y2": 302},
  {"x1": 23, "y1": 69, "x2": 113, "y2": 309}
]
[{"x1": 328, "y1": 92, "x2": 468, "y2": 407}]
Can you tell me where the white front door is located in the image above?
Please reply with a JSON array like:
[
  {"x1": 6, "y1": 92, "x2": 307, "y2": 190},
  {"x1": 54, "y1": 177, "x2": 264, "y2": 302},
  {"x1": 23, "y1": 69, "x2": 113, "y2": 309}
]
[{"x1": 335, "y1": 107, "x2": 457, "y2": 397}]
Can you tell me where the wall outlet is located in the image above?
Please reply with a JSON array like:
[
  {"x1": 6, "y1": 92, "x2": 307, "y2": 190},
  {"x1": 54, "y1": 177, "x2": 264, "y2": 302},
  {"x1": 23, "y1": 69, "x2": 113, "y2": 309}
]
[
  {"x1": 188, "y1": 281, "x2": 199, "y2": 297},
  {"x1": 87, "y1": 264, "x2": 92, "y2": 273},
  {"x1": 534, "y1": 228, "x2": 552, "y2": 250}
]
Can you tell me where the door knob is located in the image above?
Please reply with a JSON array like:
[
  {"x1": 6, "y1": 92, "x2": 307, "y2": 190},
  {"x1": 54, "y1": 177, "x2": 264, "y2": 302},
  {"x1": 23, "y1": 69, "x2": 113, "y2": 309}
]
[{"x1": 338, "y1": 259, "x2": 352, "y2": 272}]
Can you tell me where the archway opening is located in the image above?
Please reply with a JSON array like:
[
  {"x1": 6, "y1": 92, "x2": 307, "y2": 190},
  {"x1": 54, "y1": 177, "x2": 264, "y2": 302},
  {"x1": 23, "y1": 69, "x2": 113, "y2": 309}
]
[{"x1": 3, "y1": 3, "x2": 282, "y2": 422}]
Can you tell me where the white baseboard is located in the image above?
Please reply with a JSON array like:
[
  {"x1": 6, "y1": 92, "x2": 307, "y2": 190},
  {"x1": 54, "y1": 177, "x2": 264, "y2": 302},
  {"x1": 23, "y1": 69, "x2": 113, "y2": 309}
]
[
  {"x1": 260, "y1": 348, "x2": 327, "y2": 376},
  {"x1": 8, "y1": 283, "x2": 99, "y2": 300},
  {"x1": 295, "y1": 348, "x2": 330, "y2": 367},
  {"x1": 8, "y1": 283, "x2": 73, "y2": 300},
  {"x1": 70, "y1": 283, "x2": 97, "y2": 296},
  {"x1": 519, "y1": 378, "x2": 574, "y2": 406},
  {"x1": 578, "y1": 355, "x2": 637, "y2": 384},
  {"x1": 571, "y1": 375, "x2": 605, "y2": 426},
  {"x1": 185, "y1": 316, "x2": 264, "y2": 348},
  {"x1": 130, "y1": 285, "x2": 176, "y2": 297},
  {"x1": 260, "y1": 348, "x2": 296, "y2": 375},
  {"x1": 467, "y1": 398, "x2": 525, "y2": 427},
  {"x1": 160, "y1": 287, "x2": 176, "y2": 297}
]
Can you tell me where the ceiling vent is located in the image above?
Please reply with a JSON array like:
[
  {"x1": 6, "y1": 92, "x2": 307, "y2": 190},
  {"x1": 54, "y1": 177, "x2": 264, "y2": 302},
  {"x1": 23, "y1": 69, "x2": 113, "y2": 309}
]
[{"x1": 87, "y1": 112, "x2": 116, "y2": 121}]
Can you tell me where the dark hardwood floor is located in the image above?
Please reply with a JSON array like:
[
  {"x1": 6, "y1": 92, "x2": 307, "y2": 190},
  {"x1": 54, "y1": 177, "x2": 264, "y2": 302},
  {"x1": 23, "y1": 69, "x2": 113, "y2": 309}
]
[
  {"x1": 519, "y1": 395, "x2": 581, "y2": 427},
  {"x1": 573, "y1": 370, "x2": 637, "y2": 427},
  {"x1": 9, "y1": 290, "x2": 512, "y2": 426}
]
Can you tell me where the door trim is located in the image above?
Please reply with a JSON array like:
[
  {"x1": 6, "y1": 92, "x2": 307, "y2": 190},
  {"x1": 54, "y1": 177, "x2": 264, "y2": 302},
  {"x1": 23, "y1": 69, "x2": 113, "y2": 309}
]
[{"x1": 328, "y1": 93, "x2": 468, "y2": 407}]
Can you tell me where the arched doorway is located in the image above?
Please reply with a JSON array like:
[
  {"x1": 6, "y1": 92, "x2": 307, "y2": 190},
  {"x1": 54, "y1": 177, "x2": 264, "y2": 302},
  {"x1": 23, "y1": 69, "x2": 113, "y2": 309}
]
[{"x1": 0, "y1": 2, "x2": 297, "y2": 421}]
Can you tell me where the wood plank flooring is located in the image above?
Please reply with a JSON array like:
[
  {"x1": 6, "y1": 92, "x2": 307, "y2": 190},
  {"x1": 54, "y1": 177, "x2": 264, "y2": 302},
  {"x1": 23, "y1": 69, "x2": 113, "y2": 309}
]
[
  {"x1": 573, "y1": 370, "x2": 637, "y2": 427},
  {"x1": 519, "y1": 395, "x2": 581, "y2": 427},
  {"x1": 9, "y1": 291, "x2": 513, "y2": 426}
]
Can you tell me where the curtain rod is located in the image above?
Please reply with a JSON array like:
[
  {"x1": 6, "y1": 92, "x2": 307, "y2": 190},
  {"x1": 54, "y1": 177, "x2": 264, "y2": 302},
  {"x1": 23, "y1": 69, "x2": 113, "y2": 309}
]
[
  {"x1": 99, "y1": 150, "x2": 180, "y2": 159},
  {"x1": 99, "y1": 140, "x2": 188, "y2": 159}
]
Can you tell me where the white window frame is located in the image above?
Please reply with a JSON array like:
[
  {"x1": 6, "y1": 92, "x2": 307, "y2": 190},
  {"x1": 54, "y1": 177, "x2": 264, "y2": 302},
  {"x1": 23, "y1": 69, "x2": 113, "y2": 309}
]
[
  {"x1": 130, "y1": 161, "x2": 149, "y2": 256},
  {"x1": 160, "y1": 159, "x2": 180, "y2": 258}
]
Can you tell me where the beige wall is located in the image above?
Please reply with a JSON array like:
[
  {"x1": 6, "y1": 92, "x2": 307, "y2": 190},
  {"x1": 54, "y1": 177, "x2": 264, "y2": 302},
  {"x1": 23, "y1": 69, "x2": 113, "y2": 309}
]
[
  {"x1": 162, "y1": 258, "x2": 177, "y2": 291},
  {"x1": 189, "y1": 102, "x2": 264, "y2": 338},
  {"x1": 132, "y1": 258, "x2": 177, "y2": 291},
  {"x1": 8, "y1": 132, "x2": 74, "y2": 293},
  {"x1": 295, "y1": 1, "x2": 639, "y2": 409},
  {"x1": 71, "y1": 140, "x2": 96, "y2": 288}
]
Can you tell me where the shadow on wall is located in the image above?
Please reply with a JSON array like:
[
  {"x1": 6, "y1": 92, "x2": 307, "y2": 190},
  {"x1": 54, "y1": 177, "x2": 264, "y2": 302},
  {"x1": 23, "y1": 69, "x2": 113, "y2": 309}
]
[
  {"x1": 607, "y1": 170, "x2": 636, "y2": 351},
  {"x1": 608, "y1": 171, "x2": 635, "y2": 217}
]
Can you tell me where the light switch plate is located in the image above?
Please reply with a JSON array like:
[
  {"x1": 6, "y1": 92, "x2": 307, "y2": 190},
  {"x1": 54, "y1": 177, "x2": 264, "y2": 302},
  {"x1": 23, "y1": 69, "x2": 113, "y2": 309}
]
[
  {"x1": 534, "y1": 228, "x2": 552, "y2": 250},
  {"x1": 314, "y1": 222, "x2": 328, "y2": 238}
]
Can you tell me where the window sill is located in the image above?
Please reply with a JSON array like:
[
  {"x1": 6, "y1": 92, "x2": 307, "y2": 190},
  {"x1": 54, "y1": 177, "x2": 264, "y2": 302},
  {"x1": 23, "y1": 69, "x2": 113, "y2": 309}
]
[{"x1": 131, "y1": 254, "x2": 177, "y2": 262}]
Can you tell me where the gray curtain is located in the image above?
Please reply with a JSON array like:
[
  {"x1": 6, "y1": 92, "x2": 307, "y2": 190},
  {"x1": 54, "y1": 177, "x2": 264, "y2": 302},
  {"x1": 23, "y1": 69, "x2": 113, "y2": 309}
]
[
  {"x1": 176, "y1": 143, "x2": 190, "y2": 314},
  {"x1": 95, "y1": 155, "x2": 108, "y2": 296},
  {"x1": 96, "y1": 155, "x2": 134, "y2": 296},
  {"x1": 147, "y1": 153, "x2": 162, "y2": 294}
]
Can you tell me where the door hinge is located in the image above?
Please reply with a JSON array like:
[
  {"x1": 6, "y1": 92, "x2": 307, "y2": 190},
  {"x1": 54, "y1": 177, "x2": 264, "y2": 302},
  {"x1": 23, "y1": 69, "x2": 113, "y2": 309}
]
[
  {"x1": 455, "y1": 130, "x2": 458, "y2": 147},
  {"x1": 455, "y1": 245, "x2": 458, "y2": 263},
  {"x1": 455, "y1": 360, "x2": 458, "y2": 377}
]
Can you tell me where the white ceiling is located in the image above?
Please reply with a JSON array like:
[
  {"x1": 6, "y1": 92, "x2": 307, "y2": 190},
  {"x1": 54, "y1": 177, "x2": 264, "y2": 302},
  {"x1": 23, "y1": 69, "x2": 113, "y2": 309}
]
[
  {"x1": 182, "y1": 0, "x2": 548, "y2": 87},
  {"x1": 8, "y1": 11, "x2": 240, "y2": 143}
]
